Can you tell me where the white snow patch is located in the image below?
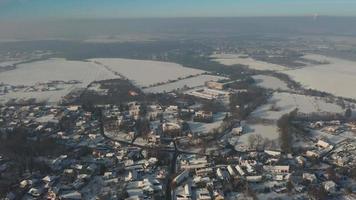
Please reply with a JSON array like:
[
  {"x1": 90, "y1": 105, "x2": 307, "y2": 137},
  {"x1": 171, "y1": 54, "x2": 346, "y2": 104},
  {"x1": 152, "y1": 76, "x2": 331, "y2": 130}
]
[
  {"x1": 253, "y1": 75, "x2": 289, "y2": 90},
  {"x1": 251, "y1": 92, "x2": 344, "y2": 121},
  {"x1": 89, "y1": 58, "x2": 205, "y2": 87},
  {"x1": 0, "y1": 58, "x2": 118, "y2": 103},
  {"x1": 143, "y1": 75, "x2": 226, "y2": 93},
  {"x1": 211, "y1": 53, "x2": 287, "y2": 71},
  {"x1": 284, "y1": 54, "x2": 356, "y2": 99}
]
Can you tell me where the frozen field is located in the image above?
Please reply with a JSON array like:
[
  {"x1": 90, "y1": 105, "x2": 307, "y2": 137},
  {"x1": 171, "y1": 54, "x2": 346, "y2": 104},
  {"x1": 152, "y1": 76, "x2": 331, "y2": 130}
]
[
  {"x1": 228, "y1": 124, "x2": 279, "y2": 151},
  {"x1": 188, "y1": 112, "x2": 226, "y2": 134},
  {"x1": 251, "y1": 92, "x2": 344, "y2": 120},
  {"x1": 143, "y1": 75, "x2": 226, "y2": 93},
  {"x1": 252, "y1": 75, "x2": 289, "y2": 90},
  {"x1": 0, "y1": 58, "x2": 118, "y2": 104},
  {"x1": 89, "y1": 58, "x2": 205, "y2": 87},
  {"x1": 284, "y1": 54, "x2": 356, "y2": 99},
  {"x1": 211, "y1": 53, "x2": 287, "y2": 71}
]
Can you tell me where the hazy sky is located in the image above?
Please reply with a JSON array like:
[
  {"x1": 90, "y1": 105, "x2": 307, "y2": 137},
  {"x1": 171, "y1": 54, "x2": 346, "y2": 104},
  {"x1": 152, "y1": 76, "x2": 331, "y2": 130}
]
[{"x1": 1, "y1": 0, "x2": 356, "y2": 19}]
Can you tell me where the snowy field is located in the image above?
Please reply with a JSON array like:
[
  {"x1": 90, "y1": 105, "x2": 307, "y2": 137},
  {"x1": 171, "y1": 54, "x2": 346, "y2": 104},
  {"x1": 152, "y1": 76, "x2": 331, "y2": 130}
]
[
  {"x1": 0, "y1": 58, "x2": 118, "y2": 104},
  {"x1": 252, "y1": 75, "x2": 289, "y2": 90},
  {"x1": 143, "y1": 75, "x2": 226, "y2": 93},
  {"x1": 188, "y1": 112, "x2": 226, "y2": 134},
  {"x1": 89, "y1": 58, "x2": 205, "y2": 87},
  {"x1": 284, "y1": 54, "x2": 356, "y2": 99},
  {"x1": 211, "y1": 53, "x2": 287, "y2": 71},
  {"x1": 251, "y1": 92, "x2": 344, "y2": 120},
  {"x1": 229, "y1": 123, "x2": 279, "y2": 145}
]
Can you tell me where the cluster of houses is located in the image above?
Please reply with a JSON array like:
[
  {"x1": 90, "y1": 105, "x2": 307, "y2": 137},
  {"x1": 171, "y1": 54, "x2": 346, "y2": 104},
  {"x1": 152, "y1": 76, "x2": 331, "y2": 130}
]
[
  {"x1": 0, "y1": 104, "x2": 168, "y2": 199},
  {"x1": 1, "y1": 78, "x2": 356, "y2": 200},
  {"x1": 0, "y1": 80, "x2": 81, "y2": 98}
]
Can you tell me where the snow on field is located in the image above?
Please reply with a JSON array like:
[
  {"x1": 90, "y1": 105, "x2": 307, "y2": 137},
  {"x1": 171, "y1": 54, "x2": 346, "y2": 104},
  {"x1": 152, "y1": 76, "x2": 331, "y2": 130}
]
[
  {"x1": 228, "y1": 124, "x2": 279, "y2": 151},
  {"x1": 188, "y1": 112, "x2": 226, "y2": 134},
  {"x1": 89, "y1": 58, "x2": 205, "y2": 87},
  {"x1": 251, "y1": 92, "x2": 344, "y2": 120},
  {"x1": 0, "y1": 58, "x2": 118, "y2": 103},
  {"x1": 0, "y1": 89, "x2": 74, "y2": 105},
  {"x1": 252, "y1": 75, "x2": 289, "y2": 90},
  {"x1": 0, "y1": 58, "x2": 117, "y2": 86},
  {"x1": 284, "y1": 54, "x2": 356, "y2": 99},
  {"x1": 0, "y1": 60, "x2": 24, "y2": 68},
  {"x1": 211, "y1": 53, "x2": 287, "y2": 71},
  {"x1": 143, "y1": 75, "x2": 226, "y2": 93}
]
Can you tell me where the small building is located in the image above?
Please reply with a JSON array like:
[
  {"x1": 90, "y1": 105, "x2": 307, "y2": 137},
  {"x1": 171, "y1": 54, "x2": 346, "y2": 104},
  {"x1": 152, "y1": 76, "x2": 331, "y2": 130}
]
[
  {"x1": 172, "y1": 170, "x2": 190, "y2": 186},
  {"x1": 194, "y1": 111, "x2": 213, "y2": 123},
  {"x1": 206, "y1": 81, "x2": 225, "y2": 90},
  {"x1": 263, "y1": 165, "x2": 290, "y2": 174},
  {"x1": 246, "y1": 175, "x2": 263, "y2": 182},
  {"x1": 323, "y1": 180, "x2": 337, "y2": 193}
]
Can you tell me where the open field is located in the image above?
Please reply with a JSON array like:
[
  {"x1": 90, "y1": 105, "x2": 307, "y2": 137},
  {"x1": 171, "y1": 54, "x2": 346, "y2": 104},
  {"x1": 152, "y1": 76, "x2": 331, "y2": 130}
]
[
  {"x1": 211, "y1": 53, "x2": 287, "y2": 71},
  {"x1": 0, "y1": 58, "x2": 118, "y2": 104},
  {"x1": 251, "y1": 92, "x2": 344, "y2": 121},
  {"x1": 228, "y1": 124, "x2": 279, "y2": 151},
  {"x1": 188, "y1": 112, "x2": 226, "y2": 135},
  {"x1": 89, "y1": 58, "x2": 205, "y2": 87},
  {"x1": 252, "y1": 75, "x2": 289, "y2": 90},
  {"x1": 284, "y1": 54, "x2": 356, "y2": 99},
  {"x1": 143, "y1": 75, "x2": 226, "y2": 93}
]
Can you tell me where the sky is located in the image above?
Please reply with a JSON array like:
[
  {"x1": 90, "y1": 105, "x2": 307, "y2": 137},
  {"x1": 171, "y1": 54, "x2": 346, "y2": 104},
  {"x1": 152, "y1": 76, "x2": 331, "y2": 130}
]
[{"x1": 1, "y1": 0, "x2": 356, "y2": 19}]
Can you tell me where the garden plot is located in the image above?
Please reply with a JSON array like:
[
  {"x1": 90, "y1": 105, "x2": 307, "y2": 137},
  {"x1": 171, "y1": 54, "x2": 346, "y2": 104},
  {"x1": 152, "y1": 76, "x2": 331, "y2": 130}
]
[
  {"x1": 284, "y1": 54, "x2": 356, "y2": 99},
  {"x1": 211, "y1": 53, "x2": 287, "y2": 71},
  {"x1": 89, "y1": 58, "x2": 204, "y2": 87},
  {"x1": 0, "y1": 58, "x2": 118, "y2": 104},
  {"x1": 143, "y1": 75, "x2": 226, "y2": 93},
  {"x1": 252, "y1": 75, "x2": 289, "y2": 90},
  {"x1": 251, "y1": 92, "x2": 344, "y2": 121}
]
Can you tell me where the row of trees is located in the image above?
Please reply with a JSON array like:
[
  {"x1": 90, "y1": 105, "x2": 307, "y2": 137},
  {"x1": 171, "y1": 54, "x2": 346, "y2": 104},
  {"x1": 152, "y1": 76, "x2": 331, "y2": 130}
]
[
  {"x1": 277, "y1": 109, "x2": 298, "y2": 153},
  {"x1": 229, "y1": 87, "x2": 269, "y2": 120}
]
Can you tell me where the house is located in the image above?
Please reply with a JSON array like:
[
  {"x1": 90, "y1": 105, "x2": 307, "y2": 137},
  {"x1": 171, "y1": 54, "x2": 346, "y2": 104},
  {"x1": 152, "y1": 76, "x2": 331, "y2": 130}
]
[
  {"x1": 176, "y1": 184, "x2": 192, "y2": 200},
  {"x1": 194, "y1": 111, "x2": 213, "y2": 123},
  {"x1": 264, "y1": 150, "x2": 281, "y2": 157},
  {"x1": 316, "y1": 140, "x2": 333, "y2": 149},
  {"x1": 323, "y1": 181, "x2": 337, "y2": 193},
  {"x1": 216, "y1": 168, "x2": 229, "y2": 180},
  {"x1": 235, "y1": 165, "x2": 245, "y2": 176},
  {"x1": 196, "y1": 188, "x2": 211, "y2": 200},
  {"x1": 303, "y1": 173, "x2": 317, "y2": 183},
  {"x1": 172, "y1": 170, "x2": 190, "y2": 186},
  {"x1": 232, "y1": 125, "x2": 243, "y2": 135},
  {"x1": 162, "y1": 122, "x2": 181, "y2": 137},
  {"x1": 206, "y1": 81, "x2": 225, "y2": 90},
  {"x1": 263, "y1": 165, "x2": 290, "y2": 174},
  {"x1": 246, "y1": 175, "x2": 263, "y2": 182},
  {"x1": 296, "y1": 156, "x2": 306, "y2": 166},
  {"x1": 128, "y1": 102, "x2": 141, "y2": 119},
  {"x1": 306, "y1": 150, "x2": 319, "y2": 158},
  {"x1": 227, "y1": 165, "x2": 237, "y2": 177}
]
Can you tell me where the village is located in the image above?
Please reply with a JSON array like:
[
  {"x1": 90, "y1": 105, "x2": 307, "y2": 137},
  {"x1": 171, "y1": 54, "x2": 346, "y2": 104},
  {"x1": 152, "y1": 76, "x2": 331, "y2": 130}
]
[{"x1": 1, "y1": 75, "x2": 356, "y2": 200}]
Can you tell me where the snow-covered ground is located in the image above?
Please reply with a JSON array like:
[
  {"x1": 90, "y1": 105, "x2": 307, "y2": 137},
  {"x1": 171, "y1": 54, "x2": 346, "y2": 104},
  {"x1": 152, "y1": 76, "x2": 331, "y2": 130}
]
[
  {"x1": 211, "y1": 54, "x2": 287, "y2": 71},
  {"x1": 284, "y1": 54, "x2": 356, "y2": 99},
  {"x1": 251, "y1": 92, "x2": 344, "y2": 121},
  {"x1": 229, "y1": 123, "x2": 279, "y2": 145},
  {"x1": 0, "y1": 58, "x2": 118, "y2": 104},
  {"x1": 252, "y1": 75, "x2": 289, "y2": 90},
  {"x1": 188, "y1": 112, "x2": 226, "y2": 134},
  {"x1": 89, "y1": 58, "x2": 205, "y2": 87},
  {"x1": 143, "y1": 75, "x2": 226, "y2": 93}
]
